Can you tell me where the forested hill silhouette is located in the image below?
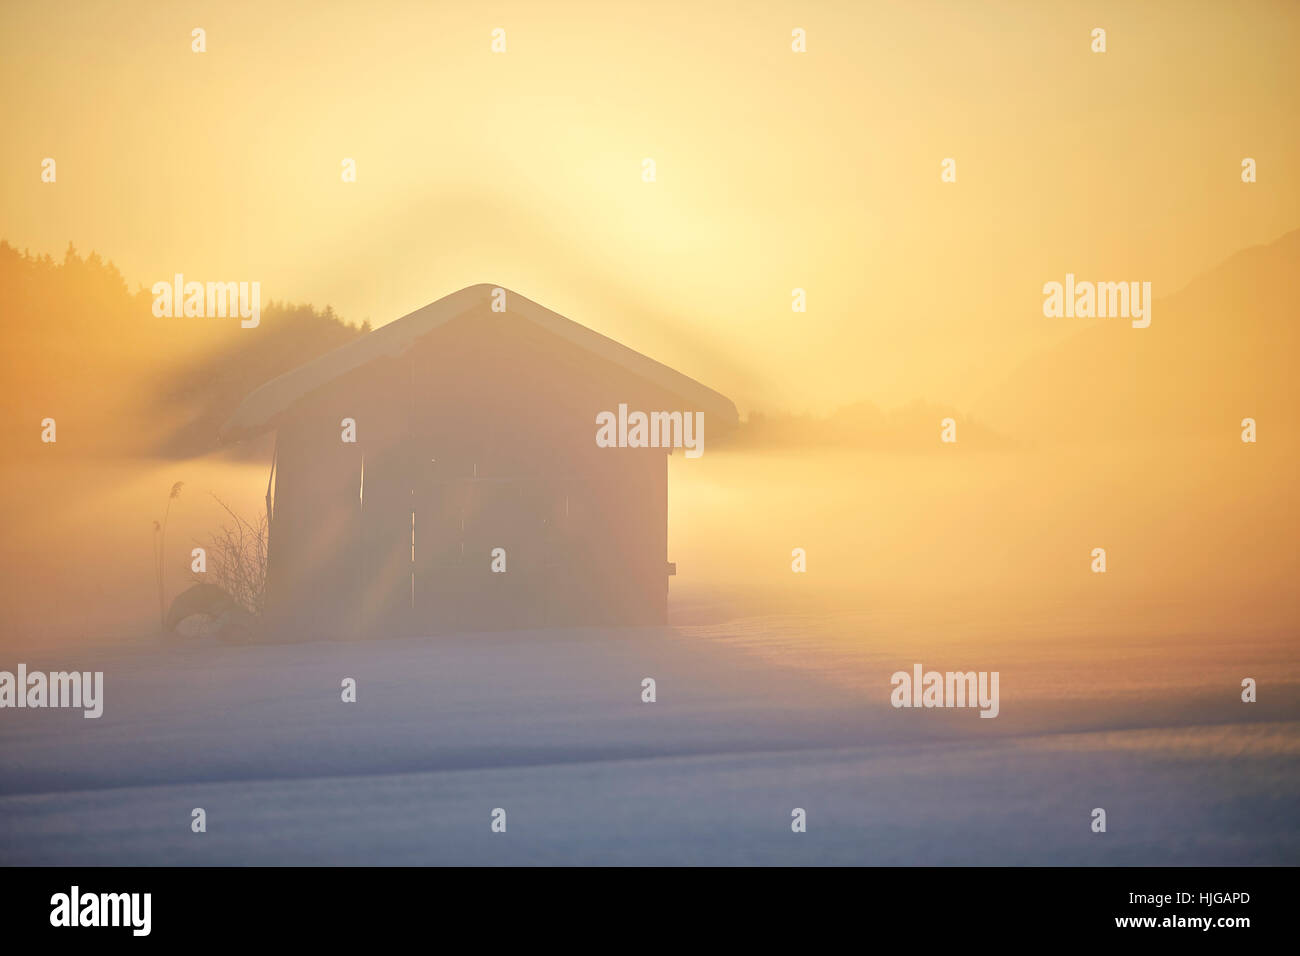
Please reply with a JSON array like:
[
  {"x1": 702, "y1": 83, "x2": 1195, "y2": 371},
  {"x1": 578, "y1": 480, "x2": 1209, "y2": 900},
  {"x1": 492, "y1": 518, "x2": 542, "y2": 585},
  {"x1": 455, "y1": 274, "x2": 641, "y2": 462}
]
[{"x1": 1, "y1": 241, "x2": 366, "y2": 459}]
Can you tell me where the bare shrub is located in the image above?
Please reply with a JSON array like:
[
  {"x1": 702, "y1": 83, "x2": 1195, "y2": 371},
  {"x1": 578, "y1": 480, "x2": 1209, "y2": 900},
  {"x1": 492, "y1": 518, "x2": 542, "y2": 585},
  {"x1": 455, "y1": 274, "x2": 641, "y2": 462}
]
[{"x1": 195, "y1": 494, "x2": 267, "y2": 615}]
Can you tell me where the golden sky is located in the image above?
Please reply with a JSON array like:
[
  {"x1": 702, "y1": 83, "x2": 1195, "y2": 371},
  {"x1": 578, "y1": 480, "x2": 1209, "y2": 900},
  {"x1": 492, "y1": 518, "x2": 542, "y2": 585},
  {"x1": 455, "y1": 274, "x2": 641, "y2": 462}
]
[{"x1": 2, "y1": 0, "x2": 1297, "y2": 414}]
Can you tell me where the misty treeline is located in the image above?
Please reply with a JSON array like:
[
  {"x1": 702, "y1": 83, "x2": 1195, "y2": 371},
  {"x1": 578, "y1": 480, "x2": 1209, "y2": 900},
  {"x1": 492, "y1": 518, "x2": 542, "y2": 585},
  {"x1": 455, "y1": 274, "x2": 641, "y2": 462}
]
[
  {"x1": 718, "y1": 401, "x2": 1015, "y2": 452},
  {"x1": 0, "y1": 240, "x2": 368, "y2": 459},
  {"x1": 1, "y1": 239, "x2": 1020, "y2": 458}
]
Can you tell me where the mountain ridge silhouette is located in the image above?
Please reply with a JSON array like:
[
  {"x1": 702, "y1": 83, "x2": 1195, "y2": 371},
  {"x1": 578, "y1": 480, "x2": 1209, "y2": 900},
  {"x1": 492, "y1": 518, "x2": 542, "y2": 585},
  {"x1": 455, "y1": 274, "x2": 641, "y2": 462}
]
[{"x1": 972, "y1": 228, "x2": 1300, "y2": 444}]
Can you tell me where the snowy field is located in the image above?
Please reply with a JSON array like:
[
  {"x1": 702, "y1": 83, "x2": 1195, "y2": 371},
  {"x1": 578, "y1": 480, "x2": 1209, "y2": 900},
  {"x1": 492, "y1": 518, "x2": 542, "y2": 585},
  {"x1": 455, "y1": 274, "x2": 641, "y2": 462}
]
[{"x1": 2, "y1": 612, "x2": 1298, "y2": 865}]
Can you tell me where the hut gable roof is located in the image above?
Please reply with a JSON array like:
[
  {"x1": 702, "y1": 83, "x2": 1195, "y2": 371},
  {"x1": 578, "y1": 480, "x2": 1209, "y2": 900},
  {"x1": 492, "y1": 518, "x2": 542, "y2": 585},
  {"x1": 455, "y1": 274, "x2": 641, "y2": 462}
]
[{"x1": 219, "y1": 283, "x2": 739, "y2": 441}]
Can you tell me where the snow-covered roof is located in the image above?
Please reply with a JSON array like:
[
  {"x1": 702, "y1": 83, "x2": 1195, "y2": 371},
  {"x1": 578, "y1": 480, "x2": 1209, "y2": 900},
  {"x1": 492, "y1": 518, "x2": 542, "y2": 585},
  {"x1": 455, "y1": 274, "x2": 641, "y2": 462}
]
[{"x1": 220, "y1": 283, "x2": 739, "y2": 441}]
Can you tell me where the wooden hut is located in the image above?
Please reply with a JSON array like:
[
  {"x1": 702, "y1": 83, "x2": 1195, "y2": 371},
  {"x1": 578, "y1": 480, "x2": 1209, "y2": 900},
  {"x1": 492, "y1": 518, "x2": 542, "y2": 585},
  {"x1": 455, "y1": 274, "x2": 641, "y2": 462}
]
[{"x1": 220, "y1": 284, "x2": 737, "y2": 638}]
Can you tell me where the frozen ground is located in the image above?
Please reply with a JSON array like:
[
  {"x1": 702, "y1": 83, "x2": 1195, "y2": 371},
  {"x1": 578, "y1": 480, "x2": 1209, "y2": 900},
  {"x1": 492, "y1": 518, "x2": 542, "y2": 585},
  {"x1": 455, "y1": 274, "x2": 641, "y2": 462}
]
[{"x1": 1, "y1": 614, "x2": 1297, "y2": 865}]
